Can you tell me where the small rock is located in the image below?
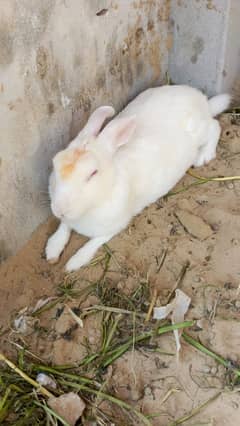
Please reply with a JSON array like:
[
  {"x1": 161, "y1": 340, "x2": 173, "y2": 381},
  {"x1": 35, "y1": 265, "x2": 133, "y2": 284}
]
[
  {"x1": 14, "y1": 312, "x2": 37, "y2": 336},
  {"x1": 211, "y1": 366, "x2": 217, "y2": 375},
  {"x1": 144, "y1": 386, "x2": 153, "y2": 397},
  {"x1": 48, "y1": 392, "x2": 85, "y2": 426},
  {"x1": 235, "y1": 300, "x2": 240, "y2": 309},
  {"x1": 193, "y1": 275, "x2": 202, "y2": 283},
  {"x1": 36, "y1": 373, "x2": 57, "y2": 389},
  {"x1": 225, "y1": 182, "x2": 234, "y2": 190},
  {"x1": 131, "y1": 388, "x2": 142, "y2": 401},
  {"x1": 202, "y1": 365, "x2": 211, "y2": 374},
  {"x1": 175, "y1": 210, "x2": 213, "y2": 240},
  {"x1": 55, "y1": 307, "x2": 77, "y2": 335},
  {"x1": 211, "y1": 223, "x2": 220, "y2": 232}
]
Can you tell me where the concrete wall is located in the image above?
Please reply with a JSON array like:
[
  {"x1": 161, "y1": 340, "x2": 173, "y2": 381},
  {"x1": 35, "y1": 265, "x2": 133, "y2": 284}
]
[
  {"x1": 169, "y1": 0, "x2": 240, "y2": 99},
  {"x1": 0, "y1": 0, "x2": 170, "y2": 260}
]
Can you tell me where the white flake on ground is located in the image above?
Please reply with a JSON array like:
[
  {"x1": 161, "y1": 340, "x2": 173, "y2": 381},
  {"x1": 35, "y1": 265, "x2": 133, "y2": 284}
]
[{"x1": 153, "y1": 289, "x2": 191, "y2": 353}]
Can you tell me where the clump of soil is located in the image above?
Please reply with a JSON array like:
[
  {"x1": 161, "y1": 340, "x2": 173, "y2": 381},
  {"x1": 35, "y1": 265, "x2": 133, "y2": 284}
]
[{"x1": 1, "y1": 114, "x2": 240, "y2": 425}]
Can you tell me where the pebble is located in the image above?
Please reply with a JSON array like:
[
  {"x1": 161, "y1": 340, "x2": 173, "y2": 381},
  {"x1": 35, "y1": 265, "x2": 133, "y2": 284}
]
[
  {"x1": 202, "y1": 365, "x2": 211, "y2": 374},
  {"x1": 225, "y1": 182, "x2": 234, "y2": 190},
  {"x1": 48, "y1": 392, "x2": 86, "y2": 426},
  {"x1": 193, "y1": 275, "x2": 202, "y2": 283},
  {"x1": 131, "y1": 389, "x2": 142, "y2": 401},
  {"x1": 211, "y1": 223, "x2": 220, "y2": 232},
  {"x1": 144, "y1": 386, "x2": 153, "y2": 397},
  {"x1": 211, "y1": 366, "x2": 217, "y2": 375},
  {"x1": 36, "y1": 373, "x2": 57, "y2": 389},
  {"x1": 235, "y1": 300, "x2": 240, "y2": 309}
]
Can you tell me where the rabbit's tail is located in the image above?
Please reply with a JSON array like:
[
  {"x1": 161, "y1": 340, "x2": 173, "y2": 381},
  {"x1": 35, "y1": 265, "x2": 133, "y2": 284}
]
[{"x1": 208, "y1": 93, "x2": 231, "y2": 117}]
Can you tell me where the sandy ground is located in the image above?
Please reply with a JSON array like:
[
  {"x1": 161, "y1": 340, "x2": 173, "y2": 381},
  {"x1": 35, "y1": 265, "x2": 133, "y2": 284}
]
[{"x1": 1, "y1": 114, "x2": 240, "y2": 425}]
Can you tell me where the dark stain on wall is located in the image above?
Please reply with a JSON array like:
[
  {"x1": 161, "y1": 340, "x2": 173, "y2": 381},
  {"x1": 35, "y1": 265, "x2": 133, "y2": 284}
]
[
  {"x1": 73, "y1": 91, "x2": 92, "y2": 113},
  {"x1": 0, "y1": 22, "x2": 14, "y2": 66},
  {"x1": 191, "y1": 36, "x2": 205, "y2": 64},
  {"x1": 36, "y1": 46, "x2": 49, "y2": 79},
  {"x1": 96, "y1": 69, "x2": 107, "y2": 90},
  {"x1": 147, "y1": 19, "x2": 155, "y2": 31},
  {"x1": 48, "y1": 102, "x2": 55, "y2": 115}
]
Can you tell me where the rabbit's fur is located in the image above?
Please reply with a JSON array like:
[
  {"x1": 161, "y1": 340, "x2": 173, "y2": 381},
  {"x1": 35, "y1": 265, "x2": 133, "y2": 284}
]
[{"x1": 46, "y1": 85, "x2": 230, "y2": 271}]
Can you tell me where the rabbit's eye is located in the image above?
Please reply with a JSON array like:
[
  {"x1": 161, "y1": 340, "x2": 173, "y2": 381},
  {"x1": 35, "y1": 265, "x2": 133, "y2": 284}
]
[{"x1": 87, "y1": 169, "x2": 98, "y2": 181}]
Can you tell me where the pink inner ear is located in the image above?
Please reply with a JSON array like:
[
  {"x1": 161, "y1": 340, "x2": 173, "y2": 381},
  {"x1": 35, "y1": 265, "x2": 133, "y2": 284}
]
[
  {"x1": 116, "y1": 126, "x2": 131, "y2": 144},
  {"x1": 114, "y1": 117, "x2": 136, "y2": 148}
]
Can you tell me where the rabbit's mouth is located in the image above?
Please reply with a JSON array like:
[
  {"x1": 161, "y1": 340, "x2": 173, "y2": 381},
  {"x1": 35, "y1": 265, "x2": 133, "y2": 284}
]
[{"x1": 51, "y1": 203, "x2": 67, "y2": 220}]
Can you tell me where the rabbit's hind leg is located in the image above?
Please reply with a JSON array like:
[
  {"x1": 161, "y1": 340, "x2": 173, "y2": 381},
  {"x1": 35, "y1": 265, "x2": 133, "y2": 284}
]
[{"x1": 193, "y1": 119, "x2": 221, "y2": 167}]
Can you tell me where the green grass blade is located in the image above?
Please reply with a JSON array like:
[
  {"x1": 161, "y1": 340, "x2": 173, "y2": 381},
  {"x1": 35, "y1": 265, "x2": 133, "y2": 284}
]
[
  {"x1": 34, "y1": 401, "x2": 71, "y2": 426},
  {"x1": 102, "y1": 321, "x2": 194, "y2": 367},
  {"x1": 182, "y1": 333, "x2": 240, "y2": 377}
]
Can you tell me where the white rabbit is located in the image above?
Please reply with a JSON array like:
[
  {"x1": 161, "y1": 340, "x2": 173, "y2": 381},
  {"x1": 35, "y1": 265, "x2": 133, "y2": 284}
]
[{"x1": 45, "y1": 85, "x2": 230, "y2": 271}]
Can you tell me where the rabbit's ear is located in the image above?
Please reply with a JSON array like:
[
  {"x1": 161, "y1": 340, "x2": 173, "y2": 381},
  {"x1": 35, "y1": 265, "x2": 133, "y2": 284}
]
[
  {"x1": 83, "y1": 106, "x2": 115, "y2": 137},
  {"x1": 99, "y1": 116, "x2": 136, "y2": 153}
]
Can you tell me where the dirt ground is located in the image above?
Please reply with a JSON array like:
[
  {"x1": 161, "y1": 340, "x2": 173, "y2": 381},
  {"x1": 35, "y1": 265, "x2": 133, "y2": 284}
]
[{"x1": 1, "y1": 113, "x2": 240, "y2": 425}]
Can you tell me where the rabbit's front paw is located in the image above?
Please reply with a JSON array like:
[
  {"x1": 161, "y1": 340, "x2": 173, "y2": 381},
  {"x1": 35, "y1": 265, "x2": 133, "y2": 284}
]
[
  {"x1": 45, "y1": 235, "x2": 62, "y2": 264},
  {"x1": 65, "y1": 248, "x2": 93, "y2": 272},
  {"x1": 65, "y1": 236, "x2": 112, "y2": 272},
  {"x1": 46, "y1": 223, "x2": 71, "y2": 264}
]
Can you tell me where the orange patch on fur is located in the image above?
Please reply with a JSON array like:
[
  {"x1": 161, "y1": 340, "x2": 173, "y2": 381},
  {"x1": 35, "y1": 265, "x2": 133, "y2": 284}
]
[{"x1": 60, "y1": 148, "x2": 85, "y2": 179}]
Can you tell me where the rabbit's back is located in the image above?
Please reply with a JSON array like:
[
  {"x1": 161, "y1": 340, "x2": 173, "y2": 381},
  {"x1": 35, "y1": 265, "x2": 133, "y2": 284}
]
[
  {"x1": 114, "y1": 85, "x2": 212, "y2": 212},
  {"x1": 118, "y1": 85, "x2": 210, "y2": 131}
]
